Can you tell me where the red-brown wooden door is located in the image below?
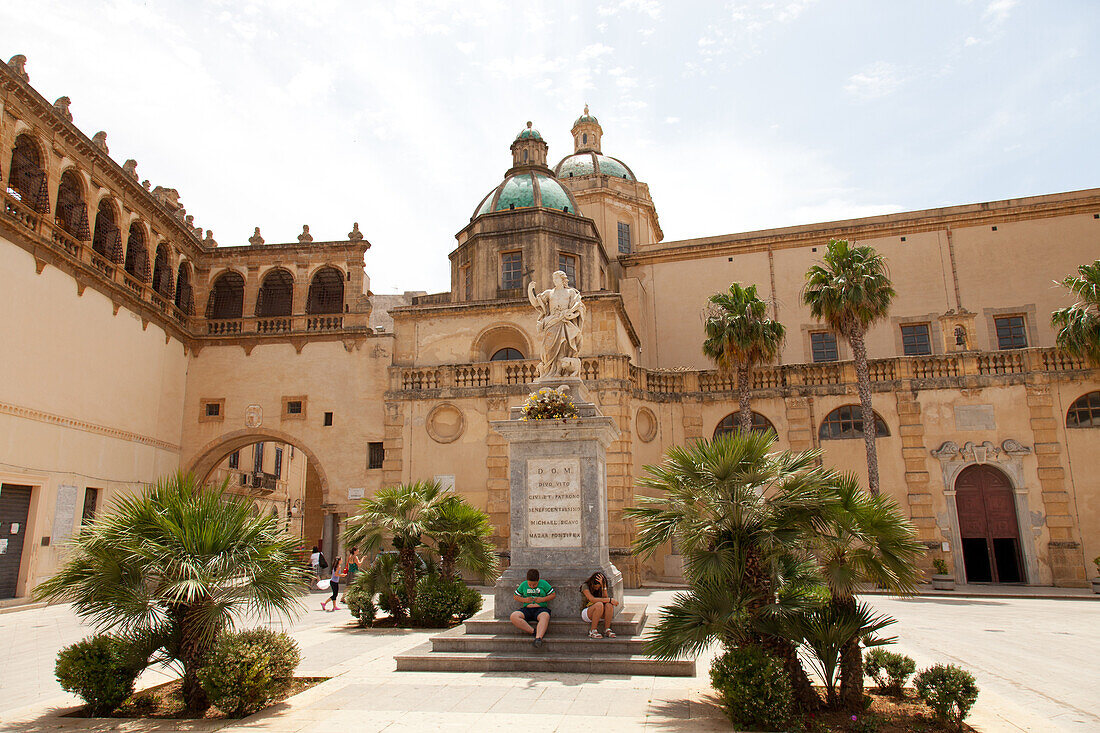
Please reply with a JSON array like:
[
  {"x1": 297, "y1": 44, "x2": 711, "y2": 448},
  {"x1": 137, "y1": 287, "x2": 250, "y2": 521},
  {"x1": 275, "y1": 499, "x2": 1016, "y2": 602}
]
[
  {"x1": 955, "y1": 465, "x2": 1024, "y2": 583},
  {"x1": 0, "y1": 485, "x2": 33, "y2": 599}
]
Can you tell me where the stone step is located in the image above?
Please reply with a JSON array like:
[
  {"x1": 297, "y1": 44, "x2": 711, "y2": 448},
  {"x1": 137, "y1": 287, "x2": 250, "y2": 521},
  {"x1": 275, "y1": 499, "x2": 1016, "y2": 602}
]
[
  {"x1": 462, "y1": 604, "x2": 647, "y2": 637},
  {"x1": 431, "y1": 629, "x2": 651, "y2": 655},
  {"x1": 394, "y1": 643, "x2": 696, "y2": 677}
]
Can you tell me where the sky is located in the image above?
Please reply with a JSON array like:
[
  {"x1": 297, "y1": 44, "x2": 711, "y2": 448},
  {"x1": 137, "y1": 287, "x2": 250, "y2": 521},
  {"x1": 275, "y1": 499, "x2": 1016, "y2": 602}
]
[{"x1": 3, "y1": 1, "x2": 1098, "y2": 294}]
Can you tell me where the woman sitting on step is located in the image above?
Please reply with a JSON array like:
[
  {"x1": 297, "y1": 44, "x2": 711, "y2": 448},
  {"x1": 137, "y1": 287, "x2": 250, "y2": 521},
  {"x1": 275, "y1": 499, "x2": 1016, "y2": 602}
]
[{"x1": 580, "y1": 571, "x2": 619, "y2": 639}]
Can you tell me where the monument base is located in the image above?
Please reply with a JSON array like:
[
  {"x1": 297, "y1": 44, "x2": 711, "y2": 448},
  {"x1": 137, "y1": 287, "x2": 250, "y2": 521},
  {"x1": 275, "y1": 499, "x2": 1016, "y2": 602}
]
[{"x1": 494, "y1": 562, "x2": 623, "y2": 620}]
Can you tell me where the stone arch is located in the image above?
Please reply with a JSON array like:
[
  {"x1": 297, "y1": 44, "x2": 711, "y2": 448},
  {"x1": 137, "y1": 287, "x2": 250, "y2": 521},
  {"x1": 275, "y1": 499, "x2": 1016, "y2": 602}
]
[
  {"x1": 470, "y1": 322, "x2": 533, "y2": 362},
  {"x1": 151, "y1": 242, "x2": 174, "y2": 298},
  {"x1": 256, "y1": 267, "x2": 295, "y2": 317},
  {"x1": 7, "y1": 131, "x2": 50, "y2": 212},
  {"x1": 713, "y1": 411, "x2": 776, "y2": 438},
  {"x1": 174, "y1": 260, "x2": 195, "y2": 315},
  {"x1": 91, "y1": 196, "x2": 123, "y2": 262},
  {"x1": 206, "y1": 269, "x2": 245, "y2": 319},
  {"x1": 952, "y1": 464, "x2": 1025, "y2": 584},
  {"x1": 306, "y1": 266, "x2": 345, "y2": 314},
  {"x1": 124, "y1": 220, "x2": 151, "y2": 281},
  {"x1": 55, "y1": 167, "x2": 90, "y2": 240}
]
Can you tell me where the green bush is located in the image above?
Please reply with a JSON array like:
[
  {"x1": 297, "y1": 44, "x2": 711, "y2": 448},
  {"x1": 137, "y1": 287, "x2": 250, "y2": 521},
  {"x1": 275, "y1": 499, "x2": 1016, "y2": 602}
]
[
  {"x1": 55, "y1": 635, "x2": 145, "y2": 716},
  {"x1": 412, "y1": 574, "x2": 481, "y2": 627},
  {"x1": 345, "y1": 573, "x2": 377, "y2": 628},
  {"x1": 709, "y1": 646, "x2": 794, "y2": 730},
  {"x1": 197, "y1": 628, "x2": 300, "y2": 717},
  {"x1": 932, "y1": 558, "x2": 950, "y2": 575},
  {"x1": 863, "y1": 648, "x2": 916, "y2": 696},
  {"x1": 914, "y1": 663, "x2": 978, "y2": 728}
]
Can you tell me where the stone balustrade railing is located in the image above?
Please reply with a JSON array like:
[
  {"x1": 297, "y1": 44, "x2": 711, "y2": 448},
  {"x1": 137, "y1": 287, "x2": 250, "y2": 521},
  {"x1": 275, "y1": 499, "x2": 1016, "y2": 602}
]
[{"x1": 390, "y1": 348, "x2": 1091, "y2": 396}]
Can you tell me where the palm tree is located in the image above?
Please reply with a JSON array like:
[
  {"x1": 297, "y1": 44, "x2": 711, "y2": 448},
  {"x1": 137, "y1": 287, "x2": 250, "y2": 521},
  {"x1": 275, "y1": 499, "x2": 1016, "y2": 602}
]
[
  {"x1": 703, "y1": 283, "x2": 786, "y2": 433},
  {"x1": 626, "y1": 430, "x2": 839, "y2": 712},
  {"x1": 1052, "y1": 259, "x2": 1100, "y2": 366},
  {"x1": 807, "y1": 473, "x2": 924, "y2": 710},
  {"x1": 803, "y1": 239, "x2": 896, "y2": 495},
  {"x1": 426, "y1": 496, "x2": 500, "y2": 583},
  {"x1": 34, "y1": 474, "x2": 306, "y2": 713},
  {"x1": 342, "y1": 480, "x2": 448, "y2": 615}
]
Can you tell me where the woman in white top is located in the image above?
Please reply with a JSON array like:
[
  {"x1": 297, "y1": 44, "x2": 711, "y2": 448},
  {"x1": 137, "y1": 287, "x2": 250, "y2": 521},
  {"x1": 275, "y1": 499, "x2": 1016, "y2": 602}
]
[{"x1": 321, "y1": 557, "x2": 344, "y2": 612}]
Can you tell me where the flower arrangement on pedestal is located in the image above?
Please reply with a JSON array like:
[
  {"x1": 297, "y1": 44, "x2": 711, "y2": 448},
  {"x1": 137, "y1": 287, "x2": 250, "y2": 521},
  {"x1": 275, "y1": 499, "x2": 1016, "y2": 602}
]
[{"x1": 521, "y1": 387, "x2": 579, "y2": 420}]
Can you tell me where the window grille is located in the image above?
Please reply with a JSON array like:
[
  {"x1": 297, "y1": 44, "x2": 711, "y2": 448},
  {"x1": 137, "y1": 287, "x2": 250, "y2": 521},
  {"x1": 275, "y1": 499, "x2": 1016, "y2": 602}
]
[
  {"x1": 819, "y1": 405, "x2": 889, "y2": 440},
  {"x1": 152, "y1": 244, "x2": 173, "y2": 297},
  {"x1": 7, "y1": 135, "x2": 49, "y2": 213},
  {"x1": 306, "y1": 267, "x2": 344, "y2": 314},
  {"x1": 124, "y1": 223, "x2": 150, "y2": 281},
  {"x1": 257, "y1": 269, "x2": 294, "y2": 317},
  {"x1": 254, "y1": 443, "x2": 265, "y2": 471},
  {"x1": 204, "y1": 402, "x2": 221, "y2": 417},
  {"x1": 617, "y1": 222, "x2": 631, "y2": 254},
  {"x1": 501, "y1": 251, "x2": 522, "y2": 290},
  {"x1": 713, "y1": 412, "x2": 776, "y2": 438},
  {"x1": 274, "y1": 446, "x2": 283, "y2": 478},
  {"x1": 1067, "y1": 391, "x2": 1100, "y2": 428},
  {"x1": 463, "y1": 265, "x2": 472, "y2": 300},
  {"x1": 174, "y1": 263, "x2": 194, "y2": 315},
  {"x1": 286, "y1": 400, "x2": 303, "y2": 415},
  {"x1": 491, "y1": 347, "x2": 524, "y2": 361},
  {"x1": 206, "y1": 271, "x2": 245, "y2": 319},
  {"x1": 558, "y1": 253, "x2": 577, "y2": 287},
  {"x1": 81, "y1": 488, "x2": 99, "y2": 525},
  {"x1": 55, "y1": 170, "x2": 90, "y2": 240},
  {"x1": 228, "y1": 450, "x2": 239, "y2": 469},
  {"x1": 92, "y1": 200, "x2": 123, "y2": 262},
  {"x1": 994, "y1": 315, "x2": 1027, "y2": 350},
  {"x1": 810, "y1": 331, "x2": 839, "y2": 362},
  {"x1": 900, "y1": 323, "x2": 932, "y2": 356},
  {"x1": 368, "y1": 442, "x2": 385, "y2": 469}
]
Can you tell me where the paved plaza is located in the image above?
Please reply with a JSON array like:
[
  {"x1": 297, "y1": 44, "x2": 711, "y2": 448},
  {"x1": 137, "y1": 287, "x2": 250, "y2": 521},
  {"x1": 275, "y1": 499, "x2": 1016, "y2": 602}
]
[{"x1": 0, "y1": 590, "x2": 1096, "y2": 732}]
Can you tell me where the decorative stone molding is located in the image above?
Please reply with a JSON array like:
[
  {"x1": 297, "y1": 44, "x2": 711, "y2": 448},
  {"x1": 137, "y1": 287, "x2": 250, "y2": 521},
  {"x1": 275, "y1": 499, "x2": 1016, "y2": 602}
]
[
  {"x1": 426, "y1": 402, "x2": 466, "y2": 444},
  {"x1": 635, "y1": 406, "x2": 658, "y2": 442},
  {"x1": 245, "y1": 404, "x2": 263, "y2": 428},
  {"x1": 0, "y1": 400, "x2": 180, "y2": 452}
]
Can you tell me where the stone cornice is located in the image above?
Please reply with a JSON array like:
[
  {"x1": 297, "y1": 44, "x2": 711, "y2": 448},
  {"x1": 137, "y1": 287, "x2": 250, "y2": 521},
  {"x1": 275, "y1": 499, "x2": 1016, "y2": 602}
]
[
  {"x1": 0, "y1": 400, "x2": 181, "y2": 452},
  {"x1": 201, "y1": 240, "x2": 370, "y2": 265},
  {"x1": 621, "y1": 188, "x2": 1100, "y2": 267}
]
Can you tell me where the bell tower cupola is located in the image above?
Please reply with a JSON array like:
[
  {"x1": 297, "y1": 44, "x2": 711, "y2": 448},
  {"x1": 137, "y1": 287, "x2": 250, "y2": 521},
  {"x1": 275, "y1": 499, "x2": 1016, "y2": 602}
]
[
  {"x1": 510, "y1": 121, "x2": 549, "y2": 169},
  {"x1": 572, "y1": 105, "x2": 602, "y2": 154}
]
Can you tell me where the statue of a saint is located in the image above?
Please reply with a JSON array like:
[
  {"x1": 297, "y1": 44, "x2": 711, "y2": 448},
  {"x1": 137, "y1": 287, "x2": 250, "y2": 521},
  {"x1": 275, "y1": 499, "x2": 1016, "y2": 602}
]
[{"x1": 528, "y1": 270, "x2": 585, "y2": 379}]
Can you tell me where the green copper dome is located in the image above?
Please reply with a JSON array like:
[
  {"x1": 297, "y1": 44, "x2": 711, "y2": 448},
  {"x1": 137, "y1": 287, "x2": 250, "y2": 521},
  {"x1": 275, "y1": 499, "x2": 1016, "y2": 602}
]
[
  {"x1": 472, "y1": 171, "x2": 581, "y2": 220},
  {"x1": 554, "y1": 152, "x2": 636, "y2": 181},
  {"x1": 573, "y1": 105, "x2": 599, "y2": 126},
  {"x1": 515, "y1": 121, "x2": 543, "y2": 141}
]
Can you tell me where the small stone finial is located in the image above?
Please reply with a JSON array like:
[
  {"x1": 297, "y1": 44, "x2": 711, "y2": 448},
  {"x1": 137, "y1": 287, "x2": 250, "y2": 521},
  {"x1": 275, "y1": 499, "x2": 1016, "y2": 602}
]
[
  {"x1": 526, "y1": 121, "x2": 533, "y2": 129},
  {"x1": 348, "y1": 222, "x2": 364, "y2": 241},
  {"x1": 584, "y1": 103, "x2": 589, "y2": 115},
  {"x1": 92, "y1": 131, "x2": 108, "y2": 153},
  {"x1": 249, "y1": 227, "x2": 265, "y2": 246},
  {"x1": 184, "y1": 214, "x2": 194, "y2": 226},
  {"x1": 203, "y1": 229, "x2": 218, "y2": 248},
  {"x1": 298, "y1": 224, "x2": 313, "y2": 243},
  {"x1": 8, "y1": 55, "x2": 28, "y2": 82},
  {"x1": 53, "y1": 96, "x2": 72, "y2": 121},
  {"x1": 141, "y1": 179, "x2": 151, "y2": 190},
  {"x1": 123, "y1": 159, "x2": 138, "y2": 179}
]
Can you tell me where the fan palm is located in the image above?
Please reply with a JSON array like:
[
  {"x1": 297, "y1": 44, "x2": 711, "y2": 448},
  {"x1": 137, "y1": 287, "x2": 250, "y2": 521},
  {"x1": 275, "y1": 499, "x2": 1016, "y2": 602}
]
[
  {"x1": 626, "y1": 430, "x2": 839, "y2": 711},
  {"x1": 342, "y1": 480, "x2": 448, "y2": 614},
  {"x1": 1052, "y1": 259, "x2": 1100, "y2": 366},
  {"x1": 807, "y1": 473, "x2": 923, "y2": 710},
  {"x1": 34, "y1": 474, "x2": 307, "y2": 713},
  {"x1": 425, "y1": 496, "x2": 500, "y2": 583},
  {"x1": 703, "y1": 283, "x2": 786, "y2": 433},
  {"x1": 803, "y1": 239, "x2": 896, "y2": 494}
]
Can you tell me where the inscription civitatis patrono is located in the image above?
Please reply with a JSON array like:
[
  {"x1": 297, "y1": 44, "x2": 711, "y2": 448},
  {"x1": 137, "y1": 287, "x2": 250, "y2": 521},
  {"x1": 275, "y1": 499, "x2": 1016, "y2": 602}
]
[{"x1": 526, "y1": 457, "x2": 582, "y2": 547}]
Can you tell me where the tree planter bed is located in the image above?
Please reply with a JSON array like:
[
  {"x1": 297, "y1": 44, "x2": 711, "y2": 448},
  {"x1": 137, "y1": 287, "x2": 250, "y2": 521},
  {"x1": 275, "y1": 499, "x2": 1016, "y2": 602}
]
[{"x1": 803, "y1": 688, "x2": 977, "y2": 732}]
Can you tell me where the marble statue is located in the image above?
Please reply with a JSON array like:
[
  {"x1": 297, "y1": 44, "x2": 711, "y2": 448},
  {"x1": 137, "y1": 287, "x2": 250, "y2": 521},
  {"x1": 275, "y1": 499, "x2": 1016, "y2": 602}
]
[{"x1": 527, "y1": 270, "x2": 585, "y2": 379}]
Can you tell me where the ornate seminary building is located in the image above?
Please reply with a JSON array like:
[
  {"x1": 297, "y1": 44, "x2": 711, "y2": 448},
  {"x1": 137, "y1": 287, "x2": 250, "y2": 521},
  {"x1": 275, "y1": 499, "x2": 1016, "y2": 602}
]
[{"x1": 1, "y1": 56, "x2": 1098, "y2": 600}]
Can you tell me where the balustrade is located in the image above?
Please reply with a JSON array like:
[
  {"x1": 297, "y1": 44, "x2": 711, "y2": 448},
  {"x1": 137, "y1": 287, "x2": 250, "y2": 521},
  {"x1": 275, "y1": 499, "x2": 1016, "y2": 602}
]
[
  {"x1": 307, "y1": 315, "x2": 343, "y2": 331},
  {"x1": 977, "y1": 351, "x2": 1025, "y2": 376}
]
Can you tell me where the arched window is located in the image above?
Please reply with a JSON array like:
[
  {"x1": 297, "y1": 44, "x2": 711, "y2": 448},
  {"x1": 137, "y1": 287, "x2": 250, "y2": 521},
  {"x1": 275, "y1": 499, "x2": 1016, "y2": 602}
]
[
  {"x1": 55, "y1": 170, "x2": 89, "y2": 240},
  {"x1": 582, "y1": 133, "x2": 588, "y2": 144},
  {"x1": 714, "y1": 411, "x2": 776, "y2": 438},
  {"x1": 151, "y1": 243, "x2": 173, "y2": 297},
  {"x1": 1066, "y1": 391, "x2": 1100, "y2": 428},
  {"x1": 490, "y1": 347, "x2": 524, "y2": 361},
  {"x1": 819, "y1": 405, "x2": 889, "y2": 440},
  {"x1": 92, "y1": 199, "x2": 123, "y2": 262},
  {"x1": 206, "y1": 271, "x2": 245, "y2": 319},
  {"x1": 174, "y1": 262, "x2": 194, "y2": 315},
  {"x1": 306, "y1": 267, "x2": 344, "y2": 314},
  {"x1": 256, "y1": 269, "x2": 294, "y2": 317},
  {"x1": 7, "y1": 134, "x2": 49, "y2": 212},
  {"x1": 124, "y1": 223, "x2": 149, "y2": 281}
]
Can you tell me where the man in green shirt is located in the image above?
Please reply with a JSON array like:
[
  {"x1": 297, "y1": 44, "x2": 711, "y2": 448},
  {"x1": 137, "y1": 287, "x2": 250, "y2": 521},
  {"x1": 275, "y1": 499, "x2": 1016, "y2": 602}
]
[{"x1": 509, "y1": 568, "x2": 555, "y2": 647}]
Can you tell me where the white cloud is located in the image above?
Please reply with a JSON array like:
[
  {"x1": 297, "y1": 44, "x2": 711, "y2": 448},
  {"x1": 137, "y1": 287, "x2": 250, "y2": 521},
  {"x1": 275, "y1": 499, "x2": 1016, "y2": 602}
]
[
  {"x1": 664, "y1": 116, "x2": 680, "y2": 124},
  {"x1": 964, "y1": 36, "x2": 982, "y2": 47},
  {"x1": 455, "y1": 41, "x2": 476, "y2": 54},
  {"x1": 597, "y1": 0, "x2": 662, "y2": 19},
  {"x1": 983, "y1": 0, "x2": 1019, "y2": 24},
  {"x1": 844, "y1": 62, "x2": 904, "y2": 100}
]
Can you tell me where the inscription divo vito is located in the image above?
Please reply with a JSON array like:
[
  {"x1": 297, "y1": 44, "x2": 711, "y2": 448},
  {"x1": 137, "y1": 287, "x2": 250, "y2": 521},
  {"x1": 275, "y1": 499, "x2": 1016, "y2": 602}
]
[{"x1": 526, "y1": 458, "x2": 582, "y2": 547}]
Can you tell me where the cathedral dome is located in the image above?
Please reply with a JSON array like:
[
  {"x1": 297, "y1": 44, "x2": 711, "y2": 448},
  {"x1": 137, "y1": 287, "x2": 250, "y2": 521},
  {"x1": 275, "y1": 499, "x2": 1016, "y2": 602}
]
[
  {"x1": 553, "y1": 151, "x2": 636, "y2": 182},
  {"x1": 472, "y1": 171, "x2": 580, "y2": 219},
  {"x1": 515, "y1": 121, "x2": 543, "y2": 141}
]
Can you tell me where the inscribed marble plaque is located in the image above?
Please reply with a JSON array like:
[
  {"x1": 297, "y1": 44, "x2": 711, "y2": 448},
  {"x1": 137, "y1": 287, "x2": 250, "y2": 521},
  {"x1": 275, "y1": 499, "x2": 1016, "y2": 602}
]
[
  {"x1": 954, "y1": 404, "x2": 995, "y2": 431},
  {"x1": 526, "y1": 458, "x2": 582, "y2": 547},
  {"x1": 52, "y1": 485, "x2": 79, "y2": 544}
]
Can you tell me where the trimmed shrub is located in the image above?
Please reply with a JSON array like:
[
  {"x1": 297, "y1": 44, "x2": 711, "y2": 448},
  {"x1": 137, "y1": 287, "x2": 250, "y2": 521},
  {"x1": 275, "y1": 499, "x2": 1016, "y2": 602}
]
[
  {"x1": 412, "y1": 574, "x2": 480, "y2": 627},
  {"x1": 709, "y1": 646, "x2": 794, "y2": 730},
  {"x1": 197, "y1": 628, "x2": 300, "y2": 717},
  {"x1": 55, "y1": 634, "x2": 145, "y2": 716},
  {"x1": 914, "y1": 663, "x2": 979, "y2": 729},
  {"x1": 345, "y1": 573, "x2": 377, "y2": 628},
  {"x1": 864, "y1": 648, "x2": 916, "y2": 696}
]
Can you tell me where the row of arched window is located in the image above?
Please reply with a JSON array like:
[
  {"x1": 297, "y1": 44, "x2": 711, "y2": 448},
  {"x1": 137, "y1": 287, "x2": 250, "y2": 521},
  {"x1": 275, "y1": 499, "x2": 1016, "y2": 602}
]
[
  {"x1": 206, "y1": 267, "x2": 346, "y2": 319},
  {"x1": 4, "y1": 132, "x2": 196, "y2": 315},
  {"x1": 713, "y1": 392, "x2": 1100, "y2": 441}
]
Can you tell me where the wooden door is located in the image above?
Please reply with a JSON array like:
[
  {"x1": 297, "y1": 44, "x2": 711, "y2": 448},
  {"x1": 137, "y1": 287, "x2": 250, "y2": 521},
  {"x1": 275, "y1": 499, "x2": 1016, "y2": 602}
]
[
  {"x1": 955, "y1": 465, "x2": 1023, "y2": 583},
  {"x1": 0, "y1": 485, "x2": 33, "y2": 599}
]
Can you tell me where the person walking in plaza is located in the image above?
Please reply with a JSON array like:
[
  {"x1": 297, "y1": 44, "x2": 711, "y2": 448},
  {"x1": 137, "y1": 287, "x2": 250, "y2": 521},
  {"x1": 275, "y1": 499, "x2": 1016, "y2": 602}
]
[
  {"x1": 309, "y1": 545, "x2": 327, "y2": 586},
  {"x1": 509, "y1": 568, "x2": 554, "y2": 647},
  {"x1": 320, "y1": 557, "x2": 344, "y2": 612},
  {"x1": 580, "y1": 571, "x2": 619, "y2": 638},
  {"x1": 340, "y1": 547, "x2": 360, "y2": 603}
]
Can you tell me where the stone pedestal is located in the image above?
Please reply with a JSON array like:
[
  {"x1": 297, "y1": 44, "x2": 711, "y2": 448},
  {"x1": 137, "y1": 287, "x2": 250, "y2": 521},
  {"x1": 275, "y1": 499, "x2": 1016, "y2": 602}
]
[{"x1": 491, "y1": 380, "x2": 622, "y2": 619}]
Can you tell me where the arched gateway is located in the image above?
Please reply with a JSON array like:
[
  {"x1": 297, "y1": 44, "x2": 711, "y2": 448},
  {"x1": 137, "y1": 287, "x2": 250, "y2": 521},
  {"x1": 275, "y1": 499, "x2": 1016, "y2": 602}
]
[{"x1": 954, "y1": 464, "x2": 1024, "y2": 583}]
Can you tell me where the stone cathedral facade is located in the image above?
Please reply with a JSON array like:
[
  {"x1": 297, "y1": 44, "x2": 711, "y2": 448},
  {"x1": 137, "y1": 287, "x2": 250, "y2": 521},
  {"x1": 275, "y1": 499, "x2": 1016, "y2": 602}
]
[{"x1": 2, "y1": 57, "x2": 1098, "y2": 601}]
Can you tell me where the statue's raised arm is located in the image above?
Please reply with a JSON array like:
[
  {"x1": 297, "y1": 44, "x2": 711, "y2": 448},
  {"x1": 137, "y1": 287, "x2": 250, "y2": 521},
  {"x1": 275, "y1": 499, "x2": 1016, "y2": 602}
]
[
  {"x1": 527, "y1": 281, "x2": 545, "y2": 316},
  {"x1": 529, "y1": 270, "x2": 585, "y2": 380}
]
